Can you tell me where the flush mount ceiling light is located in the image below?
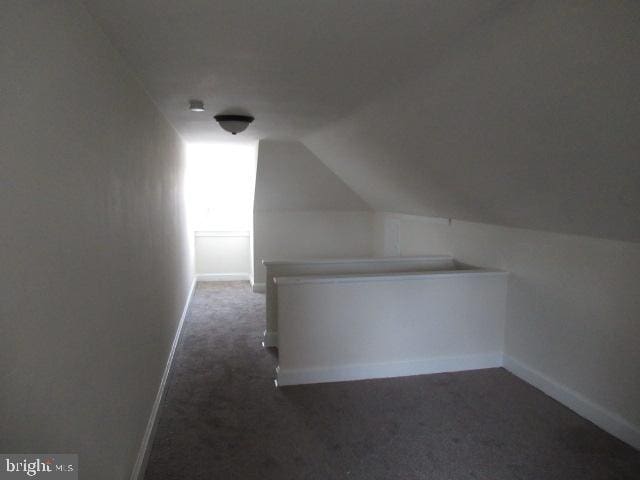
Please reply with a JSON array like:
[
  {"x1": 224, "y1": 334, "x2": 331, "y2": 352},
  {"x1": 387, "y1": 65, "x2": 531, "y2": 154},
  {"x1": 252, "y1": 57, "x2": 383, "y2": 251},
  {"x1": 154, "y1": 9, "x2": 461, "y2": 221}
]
[
  {"x1": 213, "y1": 114, "x2": 254, "y2": 135},
  {"x1": 189, "y1": 99, "x2": 205, "y2": 112}
]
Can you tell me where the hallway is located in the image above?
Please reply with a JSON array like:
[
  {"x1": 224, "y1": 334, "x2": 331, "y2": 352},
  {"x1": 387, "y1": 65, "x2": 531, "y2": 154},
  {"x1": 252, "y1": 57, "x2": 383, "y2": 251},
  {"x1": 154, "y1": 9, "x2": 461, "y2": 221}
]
[{"x1": 143, "y1": 282, "x2": 640, "y2": 480}]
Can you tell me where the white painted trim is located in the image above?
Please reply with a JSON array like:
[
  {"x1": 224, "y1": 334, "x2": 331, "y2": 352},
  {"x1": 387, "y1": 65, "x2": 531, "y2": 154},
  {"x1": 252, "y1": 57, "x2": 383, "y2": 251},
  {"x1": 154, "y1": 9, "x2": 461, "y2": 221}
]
[
  {"x1": 194, "y1": 230, "x2": 250, "y2": 237},
  {"x1": 262, "y1": 255, "x2": 452, "y2": 266},
  {"x1": 386, "y1": 212, "x2": 451, "y2": 225},
  {"x1": 251, "y1": 282, "x2": 266, "y2": 293},
  {"x1": 196, "y1": 273, "x2": 250, "y2": 282},
  {"x1": 275, "y1": 352, "x2": 503, "y2": 387},
  {"x1": 262, "y1": 330, "x2": 278, "y2": 348},
  {"x1": 274, "y1": 268, "x2": 507, "y2": 286},
  {"x1": 504, "y1": 355, "x2": 640, "y2": 451},
  {"x1": 130, "y1": 278, "x2": 197, "y2": 480}
]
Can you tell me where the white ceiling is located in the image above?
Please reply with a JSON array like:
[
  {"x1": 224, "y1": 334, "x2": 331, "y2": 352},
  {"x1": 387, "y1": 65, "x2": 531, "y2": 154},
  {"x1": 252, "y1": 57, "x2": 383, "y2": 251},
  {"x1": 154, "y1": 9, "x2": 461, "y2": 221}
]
[
  {"x1": 84, "y1": 0, "x2": 640, "y2": 242},
  {"x1": 83, "y1": 0, "x2": 504, "y2": 143},
  {"x1": 304, "y1": 1, "x2": 640, "y2": 242},
  {"x1": 254, "y1": 139, "x2": 370, "y2": 212}
]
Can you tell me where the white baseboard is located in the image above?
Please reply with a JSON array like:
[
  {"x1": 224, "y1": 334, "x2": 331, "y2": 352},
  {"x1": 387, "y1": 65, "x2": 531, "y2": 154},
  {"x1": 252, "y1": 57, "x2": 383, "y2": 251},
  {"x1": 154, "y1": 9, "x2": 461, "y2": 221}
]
[
  {"x1": 130, "y1": 278, "x2": 197, "y2": 480},
  {"x1": 503, "y1": 355, "x2": 640, "y2": 451},
  {"x1": 196, "y1": 273, "x2": 249, "y2": 282},
  {"x1": 262, "y1": 330, "x2": 278, "y2": 348},
  {"x1": 275, "y1": 352, "x2": 502, "y2": 387},
  {"x1": 251, "y1": 282, "x2": 266, "y2": 293}
]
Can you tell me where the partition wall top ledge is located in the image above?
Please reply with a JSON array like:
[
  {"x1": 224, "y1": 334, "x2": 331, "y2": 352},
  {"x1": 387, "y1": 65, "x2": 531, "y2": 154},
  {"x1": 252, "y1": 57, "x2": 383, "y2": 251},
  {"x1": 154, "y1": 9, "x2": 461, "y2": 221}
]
[
  {"x1": 273, "y1": 268, "x2": 508, "y2": 286},
  {"x1": 262, "y1": 255, "x2": 454, "y2": 266}
]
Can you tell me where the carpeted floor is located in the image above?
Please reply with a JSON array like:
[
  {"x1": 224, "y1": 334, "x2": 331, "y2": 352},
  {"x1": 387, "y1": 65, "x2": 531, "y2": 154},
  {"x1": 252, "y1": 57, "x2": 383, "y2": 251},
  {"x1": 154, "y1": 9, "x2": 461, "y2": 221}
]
[{"x1": 144, "y1": 282, "x2": 639, "y2": 480}]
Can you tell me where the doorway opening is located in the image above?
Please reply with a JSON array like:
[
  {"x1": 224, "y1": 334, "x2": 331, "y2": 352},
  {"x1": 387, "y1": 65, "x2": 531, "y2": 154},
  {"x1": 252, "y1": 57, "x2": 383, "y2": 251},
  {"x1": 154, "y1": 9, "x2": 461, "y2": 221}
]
[{"x1": 185, "y1": 142, "x2": 258, "y2": 282}]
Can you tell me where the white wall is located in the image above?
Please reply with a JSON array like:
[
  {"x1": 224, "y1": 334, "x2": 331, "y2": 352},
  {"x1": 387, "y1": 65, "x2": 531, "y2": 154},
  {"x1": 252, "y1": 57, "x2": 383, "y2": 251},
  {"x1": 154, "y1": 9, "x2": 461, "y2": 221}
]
[
  {"x1": 253, "y1": 140, "x2": 373, "y2": 286},
  {"x1": 194, "y1": 233, "x2": 250, "y2": 277},
  {"x1": 276, "y1": 270, "x2": 507, "y2": 386},
  {"x1": 374, "y1": 212, "x2": 640, "y2": 447},
  {"x1": 263, "y1": 255, "x2": 455, "y2": 346},
  {"x1": 253, "y1": 211, "x2": 374, "y2": 286},
  {"x1": 0, "y1": 2, "x2": 193, "y2": 478}
]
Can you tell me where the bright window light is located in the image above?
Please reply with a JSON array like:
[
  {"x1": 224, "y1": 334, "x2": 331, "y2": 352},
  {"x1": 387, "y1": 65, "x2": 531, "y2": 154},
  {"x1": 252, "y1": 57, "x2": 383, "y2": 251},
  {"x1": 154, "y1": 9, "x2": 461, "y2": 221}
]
[{"x1": 185, "y1": 142, "x2": 257, "y2": 232}]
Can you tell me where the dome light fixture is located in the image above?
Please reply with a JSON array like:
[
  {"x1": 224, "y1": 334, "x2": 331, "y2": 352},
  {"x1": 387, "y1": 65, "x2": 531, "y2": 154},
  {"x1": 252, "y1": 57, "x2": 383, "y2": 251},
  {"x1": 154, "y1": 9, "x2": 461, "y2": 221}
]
[
  {"x1": 189, "y1": 99, "x2": 205, "y2": 112},
  {"x1": 214, "y1": 114, "x2": 254, "y2": 135}
]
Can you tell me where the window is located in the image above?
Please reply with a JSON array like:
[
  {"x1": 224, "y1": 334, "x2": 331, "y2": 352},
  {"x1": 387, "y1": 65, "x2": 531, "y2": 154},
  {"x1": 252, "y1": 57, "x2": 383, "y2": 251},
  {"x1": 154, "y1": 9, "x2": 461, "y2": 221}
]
[{"x1": 185, "y1": 142, "x2": 257, "y2": 232}]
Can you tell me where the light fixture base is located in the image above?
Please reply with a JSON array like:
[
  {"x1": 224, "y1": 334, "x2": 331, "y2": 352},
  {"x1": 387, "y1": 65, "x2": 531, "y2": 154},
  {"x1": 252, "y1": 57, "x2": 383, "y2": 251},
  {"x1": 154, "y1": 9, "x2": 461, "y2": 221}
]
[{"x1": 214, "y1": 114, "x2": 254, "y2": 135}]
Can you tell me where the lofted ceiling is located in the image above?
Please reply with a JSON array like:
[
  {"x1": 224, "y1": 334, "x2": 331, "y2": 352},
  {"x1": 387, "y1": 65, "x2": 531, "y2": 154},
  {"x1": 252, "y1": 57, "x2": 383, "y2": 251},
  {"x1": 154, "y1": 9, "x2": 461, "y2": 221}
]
[
  {"x1": 303, "y1": 1, "x2": 640, "y2": 242},
  {"x1": 82, "y1": 0, "x2": 504, "y2": 143},
  {"x1": 84, "y1": 0, "x2": 640, "y2": 242}
]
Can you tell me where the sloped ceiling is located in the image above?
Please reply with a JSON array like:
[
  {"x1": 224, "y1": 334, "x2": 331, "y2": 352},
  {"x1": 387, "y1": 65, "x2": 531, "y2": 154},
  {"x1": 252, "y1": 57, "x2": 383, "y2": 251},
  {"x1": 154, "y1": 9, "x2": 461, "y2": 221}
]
[
  {"x1": 84, "y1": 0, "x2": 640, "y2": 242},
  {"x1": 254, "y1": 140, "x2": 370, "y2": 212},
  {"x1": 304, "y1": 1, "x2": 640, "y2": 242}
]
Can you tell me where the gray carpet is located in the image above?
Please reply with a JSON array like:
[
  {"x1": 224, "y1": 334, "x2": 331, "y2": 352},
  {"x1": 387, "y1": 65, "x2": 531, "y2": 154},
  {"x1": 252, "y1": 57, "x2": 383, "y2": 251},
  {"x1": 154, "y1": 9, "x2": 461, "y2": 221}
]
[{"x1": 144, "y1": 282, "x2": 639, "y2": 480}]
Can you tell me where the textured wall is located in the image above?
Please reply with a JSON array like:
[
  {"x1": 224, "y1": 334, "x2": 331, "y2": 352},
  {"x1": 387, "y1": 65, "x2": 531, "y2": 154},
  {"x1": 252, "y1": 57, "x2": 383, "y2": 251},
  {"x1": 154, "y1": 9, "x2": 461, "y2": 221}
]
[{"x1": 0, "y1": 2, "x2": 194, "y2": 478}]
